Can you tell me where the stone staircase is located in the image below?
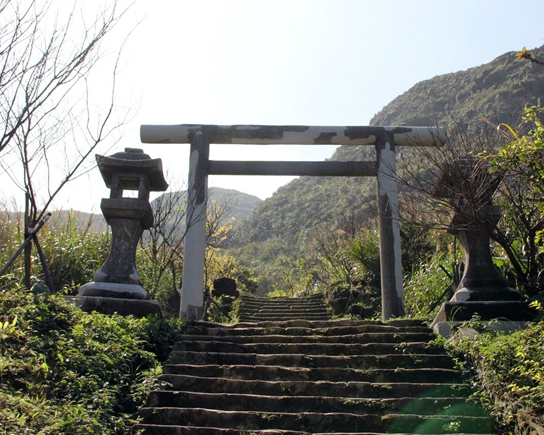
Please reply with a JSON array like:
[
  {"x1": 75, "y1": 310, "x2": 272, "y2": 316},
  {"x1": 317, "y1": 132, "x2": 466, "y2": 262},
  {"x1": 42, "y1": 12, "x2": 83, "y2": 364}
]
[
  {"x1": 134, "y1": 296, "x2": 494, "y2": 434},
  {"x1": 238, "y1": 294, "x2": 330, "y2": 322}
]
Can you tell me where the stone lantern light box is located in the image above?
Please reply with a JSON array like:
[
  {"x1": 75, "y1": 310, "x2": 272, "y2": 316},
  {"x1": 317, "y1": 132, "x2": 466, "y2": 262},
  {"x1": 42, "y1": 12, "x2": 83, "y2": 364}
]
[{"x1": 78, "y1": 148, "x2": 168, "y2": 317}]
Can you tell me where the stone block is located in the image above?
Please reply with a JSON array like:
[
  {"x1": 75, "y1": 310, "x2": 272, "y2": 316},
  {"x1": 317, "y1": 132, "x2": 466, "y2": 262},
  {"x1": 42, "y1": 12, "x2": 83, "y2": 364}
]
[{"x1": 77, "y1": 296, "x2": 161, "y2": 318}]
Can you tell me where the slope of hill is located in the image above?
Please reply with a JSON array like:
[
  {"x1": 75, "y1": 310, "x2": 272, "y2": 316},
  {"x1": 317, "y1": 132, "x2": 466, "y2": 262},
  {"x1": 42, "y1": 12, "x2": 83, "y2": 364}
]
[
  {"x1": 232, "y1": 45, "x2": 544, "y2": 246},
  {"x1": 371, "y1": 45, "x2": 544, "y2": 126},
  {"x1": 152, "y1": 187, "x2": 262, "y2": 226}
]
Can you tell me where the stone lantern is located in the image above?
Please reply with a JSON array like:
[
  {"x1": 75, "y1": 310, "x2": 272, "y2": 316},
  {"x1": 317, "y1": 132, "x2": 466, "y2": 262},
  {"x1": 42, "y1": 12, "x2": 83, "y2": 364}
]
[
  {"x1": 432, "y1": 158, "x2": 535, "y2": 335},
  {"x1": 78, "y1": 148, "x2": 168, "y2": 317}
]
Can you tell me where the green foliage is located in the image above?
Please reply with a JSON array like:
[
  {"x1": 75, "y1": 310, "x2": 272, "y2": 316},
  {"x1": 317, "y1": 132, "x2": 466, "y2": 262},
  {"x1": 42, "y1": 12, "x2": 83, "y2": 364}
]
[
  {"x1": 136, "y1": 246, "x2": 180, "y2": 318},
  {"x1": 0, "y1": 286, "x2": 184, "y2": 434},
  {"x1": 205, "y1": 295, "x2": 241, "y2": 324},
  {"x1": 232, "y1": 175, "x2": 376, "y2": 247},
  {"x1": 344, "y1": 230, "x2": 381, "y2": 287},
  {"x1": 203, "y1": 250, "x2": 258, "y2": 322},
  {"x1": 205, "y1": 250, "x2": 258, "y2": 296},
  {"x1": 400, "y1": 223, "x2": 437, "y2": 274},
  {"x1": 446, "y1": 317, "x2": 544, "y2": 434},
  {"x1": 404, "y1": 252, "x2": 455, "y2": 318},
  {"x1": 492, "y1": 105, "x2": 544, "y2": 188},
  {"x1": 228, "y1": 239, "x2": 302, "y2": 296},
  {"x1": 479, "y1": 105, "x2": 544, "y2": 295}
]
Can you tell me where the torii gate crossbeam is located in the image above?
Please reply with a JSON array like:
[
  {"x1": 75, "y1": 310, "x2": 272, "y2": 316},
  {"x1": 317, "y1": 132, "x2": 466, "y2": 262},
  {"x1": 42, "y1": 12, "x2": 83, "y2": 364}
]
[{"x1": 140, "y1": 124, "x2": 442, "y2": 321}]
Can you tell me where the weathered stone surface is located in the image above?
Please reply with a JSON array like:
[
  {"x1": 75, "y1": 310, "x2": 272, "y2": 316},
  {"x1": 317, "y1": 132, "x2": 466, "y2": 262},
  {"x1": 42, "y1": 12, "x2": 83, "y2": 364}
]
[
  {"x1": 76, "y1": 296, "x2": 160, "y2": 318},
  {"x1": 78, "y1": 282, "x2": 148, "y2": 300},
  {"x1": 212, "y1": 277, "x2": 239, "y2": 299},
  {"x1": 238, "y1": 294, "x2": 330, "y2": 323},
  {"x1": 135, "y1": 297, "x2": 493, "y2": 434},
  {"x1": 166, "y1": 351, "x2": 457, "y2": 370},
  {"x1": 79, "y1": 147, "x2": 167, "y2": 318},
  {"x1": 432, "y1": 159, "x2": 536, "y2": 330}
]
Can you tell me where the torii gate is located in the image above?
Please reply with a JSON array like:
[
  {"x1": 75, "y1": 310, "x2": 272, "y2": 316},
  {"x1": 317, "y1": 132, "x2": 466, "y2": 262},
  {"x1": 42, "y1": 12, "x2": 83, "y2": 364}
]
[{"x1": 140, "y1": 125, "x2": 442, "y2": 321}]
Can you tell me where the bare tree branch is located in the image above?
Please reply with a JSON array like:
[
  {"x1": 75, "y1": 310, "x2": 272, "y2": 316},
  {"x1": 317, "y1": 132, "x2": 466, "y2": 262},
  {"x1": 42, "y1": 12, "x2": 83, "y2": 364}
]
[{"x1": 0, "y1": 0, "x2": 134, "y2": 287}]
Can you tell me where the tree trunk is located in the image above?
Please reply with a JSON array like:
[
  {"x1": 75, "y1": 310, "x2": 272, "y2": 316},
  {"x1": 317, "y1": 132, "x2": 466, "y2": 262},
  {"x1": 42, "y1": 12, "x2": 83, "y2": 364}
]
[{"x1": 23, "y1": 194, "x2": 32, "y2": 289}]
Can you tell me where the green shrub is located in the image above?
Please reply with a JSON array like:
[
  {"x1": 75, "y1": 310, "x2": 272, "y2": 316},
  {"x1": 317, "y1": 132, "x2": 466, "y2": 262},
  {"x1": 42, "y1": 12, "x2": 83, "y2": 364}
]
[
  {"x1": 0, "y1": 286, "x2": 184, "y2": 434},
  {"x1": 404, "y1": 253, "x2": 454, "y2": 318},
  {"x1": 446, "y1": 314, "x2": 544, "y2": 434},
  {"x1": 345, "y1": 230, "x2": 381, "y2": 288}
]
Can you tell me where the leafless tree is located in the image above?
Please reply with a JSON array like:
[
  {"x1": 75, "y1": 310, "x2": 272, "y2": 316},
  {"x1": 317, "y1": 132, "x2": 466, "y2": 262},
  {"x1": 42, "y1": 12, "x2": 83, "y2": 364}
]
[
  {"x1": 0, "y1": 0, "x2": 133, "y2": 287},
  {"x1": 142, "y1": 187, "x2": 187, "y2": 305},
  {"x1": 397, "y1": 120, "x2": 543, "y2": 294},
  {"x1": 141, "y1": 185, "x2": 235, "y2": 316}
]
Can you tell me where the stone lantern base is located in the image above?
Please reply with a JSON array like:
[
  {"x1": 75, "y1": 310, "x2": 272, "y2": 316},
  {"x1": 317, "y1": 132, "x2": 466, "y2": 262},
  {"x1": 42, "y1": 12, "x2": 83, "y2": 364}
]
[
  {"x1": 78, "y1": 282, "x2": 162, "y2": 318},
  {"x1": 432, "y1": 289, "x2": 536, "y2": 337},
  {"x1": 77, "y1": 297, "x2": 160, "y2": 318},
  {"x1": 77, "y1": 293, "x2": 161, "y2": 318}
]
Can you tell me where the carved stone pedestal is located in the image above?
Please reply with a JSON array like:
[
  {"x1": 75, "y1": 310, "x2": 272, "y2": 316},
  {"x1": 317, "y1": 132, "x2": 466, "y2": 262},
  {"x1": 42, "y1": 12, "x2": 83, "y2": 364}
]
[{"x1": 433, "y1": 211, "x2": 535, "y2": 335}]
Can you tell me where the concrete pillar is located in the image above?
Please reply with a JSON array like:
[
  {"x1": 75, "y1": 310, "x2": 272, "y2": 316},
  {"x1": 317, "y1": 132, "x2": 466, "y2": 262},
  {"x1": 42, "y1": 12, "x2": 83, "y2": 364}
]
[
  {"x1": 376, "y1": 134, "x2": 405, "y2": 319},
  {"x1": 180, "y1": 132, "x2": 209, "y2": 320}
]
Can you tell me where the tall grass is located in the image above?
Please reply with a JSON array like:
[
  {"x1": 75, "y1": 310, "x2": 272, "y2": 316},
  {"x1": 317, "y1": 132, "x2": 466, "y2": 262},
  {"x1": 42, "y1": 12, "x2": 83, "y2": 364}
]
[
  {"x1": 404, "y1": 252, "x2": 456, "y2": 318},
  {"x1": 0, "y1": 210, "x2": 110, "y2": 294}
]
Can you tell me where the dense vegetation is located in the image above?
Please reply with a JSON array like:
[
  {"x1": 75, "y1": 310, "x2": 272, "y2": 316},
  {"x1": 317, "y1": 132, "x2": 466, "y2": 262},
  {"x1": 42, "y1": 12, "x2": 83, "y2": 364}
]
[
  {"x1": 444, "y1": 305, "x2": 544, "y2": 434},
  {"x1": 0, "y1": 288, "x2": 184, "y2": 434}
]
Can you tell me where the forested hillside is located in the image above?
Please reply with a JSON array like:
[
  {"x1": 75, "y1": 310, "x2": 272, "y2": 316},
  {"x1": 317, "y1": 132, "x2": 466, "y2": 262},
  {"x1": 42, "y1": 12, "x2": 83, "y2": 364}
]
[{"x1": 233, "y1": 45, "x2": 544, "y2": 246}]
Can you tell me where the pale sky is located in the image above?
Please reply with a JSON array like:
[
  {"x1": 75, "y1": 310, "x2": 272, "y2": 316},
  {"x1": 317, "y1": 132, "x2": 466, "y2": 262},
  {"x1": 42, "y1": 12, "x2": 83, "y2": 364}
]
[{"x1": 5, "y1": 0, "x2": 544, "y2": 213}]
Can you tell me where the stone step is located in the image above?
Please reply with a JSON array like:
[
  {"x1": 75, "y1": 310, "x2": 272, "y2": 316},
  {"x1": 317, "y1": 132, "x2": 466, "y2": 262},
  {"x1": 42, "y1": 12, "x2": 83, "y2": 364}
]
[
  {"x1": 238, "y1": 308, "x2": 329, "y2": 316},
  {"x1": 134, "y1": 425, "x2": 492, "y2": 435},
  {"x1": 138, "y1": 408, "x2": 493, "y2": 433},
  {"x1": 238, "y1": 315, "x2": 331, "y2": 322},
  {"x1": 167, "y1": 351, "x2": 457, "y2": 370},
  {"x1": 240, "y1": 299, "x2": 326, "y2": 307},
  {"x1": 162, "y1": 364, "x2": 461, "y2": 383},
  {"x1": 184, "y1": 323, "x2": 432, "y2": 337},
  {"x1": 190, "y1": 319, "x2": 428, "y2": 329},
  {"x1": 171, "y1": 340, "x2": 440, "y2": 356},
  {"x1": 238, "y1": 307, "x2": 328, "y2": 312},
  {"x1": 145, "y1": 391, "x2": 485, "y2": 416},
  {"x1": 157, "y1": 374, "x2": 470, "y2": 398},
  {"x1": 179, "y1": 331, "x2": 436, "y2": 344},
  {"x1": 136, "y1": 315, "x2": 492, "y2": 434},
  {"x1": 242, "y1": 294, "x2": 325, "y2": 302},
  {"x1": 237, "y1": 310, "x2": 330, "y2": 321},
  {"x1": 238, "y1": 314, "x2": 329, "y2": 323},
  {"x1": 239, "y1": 307, "x2": 328, "y2": 314}
]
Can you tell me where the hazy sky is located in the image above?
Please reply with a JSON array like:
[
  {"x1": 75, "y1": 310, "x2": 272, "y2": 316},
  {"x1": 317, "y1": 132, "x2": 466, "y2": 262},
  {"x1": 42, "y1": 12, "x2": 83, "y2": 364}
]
[{"x1": 7, "y1": 0, "x2": 544, "y2": 213}]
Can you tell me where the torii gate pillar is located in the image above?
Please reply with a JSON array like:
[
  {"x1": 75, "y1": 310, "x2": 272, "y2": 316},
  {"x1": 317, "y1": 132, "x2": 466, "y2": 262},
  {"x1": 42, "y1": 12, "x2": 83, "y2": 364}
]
[
  {"x1": 180, "y1": 132, "x2": 209, "y2": 320},
  {"x1": 376, "y1": 133, "x2": 405, "y2": 318}
]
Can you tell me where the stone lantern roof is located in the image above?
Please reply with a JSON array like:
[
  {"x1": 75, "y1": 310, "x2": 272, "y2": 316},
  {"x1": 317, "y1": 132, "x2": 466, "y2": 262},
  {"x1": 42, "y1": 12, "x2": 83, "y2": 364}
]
[{"x1": 96, "y1": 147, "x2": 168, "y2": 192}]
